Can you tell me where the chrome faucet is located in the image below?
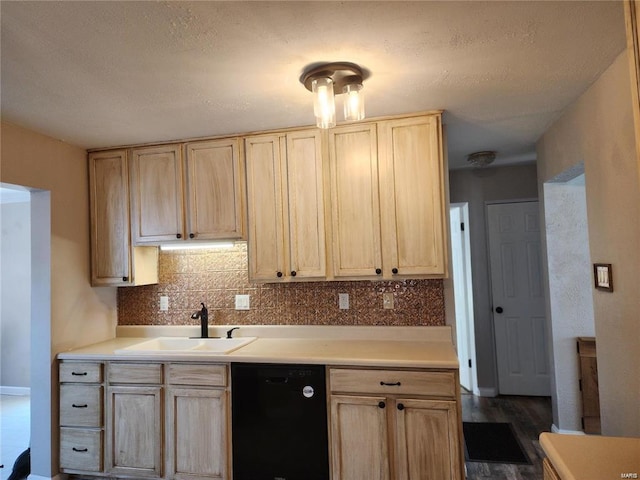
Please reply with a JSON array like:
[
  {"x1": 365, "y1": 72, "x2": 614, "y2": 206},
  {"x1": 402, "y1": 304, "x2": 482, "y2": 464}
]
[{"x1": 191, "y1": 303, "x2": 209, "y2": 338}]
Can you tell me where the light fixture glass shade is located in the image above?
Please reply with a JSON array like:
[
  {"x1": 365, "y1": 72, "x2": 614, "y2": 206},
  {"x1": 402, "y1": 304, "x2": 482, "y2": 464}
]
[
  {"x1": 343, "y1": 82, "x2": 365, "y2": 121},
  {"x1": 311, "y1": 77, "x2": 336, "y2": 129}
]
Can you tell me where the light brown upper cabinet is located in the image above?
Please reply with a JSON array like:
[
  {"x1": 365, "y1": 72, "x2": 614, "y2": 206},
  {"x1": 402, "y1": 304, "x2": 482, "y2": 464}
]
[
  {"x1": 88, "y1": 149, "x2": 158, "y2": 286},
  {"x1": 327, "y1": 124, "x2": 383, "y2": 278},
  {"x1": 378, "y1": 115, "x2": 447, "y2": 277},
  {"x1": 328, "y1": 114, "x2": 447, "y2": 279},
  {"x1": 245, "y1": 130, "x2": 326, "y2": 282},
  {"x1": 185, "y1": 139, "x2": 244, "y2": 240},
  {"x1": 130, "y1": 140, "x2": 244, "y2": 245}
]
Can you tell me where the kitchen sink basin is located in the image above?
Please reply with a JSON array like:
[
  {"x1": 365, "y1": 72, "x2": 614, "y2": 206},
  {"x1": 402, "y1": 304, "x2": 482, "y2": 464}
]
[{"x1": 114, "y1": 336, "x2": 257, "y2": 355}]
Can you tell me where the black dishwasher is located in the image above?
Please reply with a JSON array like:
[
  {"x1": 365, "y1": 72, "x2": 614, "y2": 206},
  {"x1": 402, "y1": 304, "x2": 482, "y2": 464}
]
[{"x1": 231, "y1": 363, "x2": 329, "y2": 480}]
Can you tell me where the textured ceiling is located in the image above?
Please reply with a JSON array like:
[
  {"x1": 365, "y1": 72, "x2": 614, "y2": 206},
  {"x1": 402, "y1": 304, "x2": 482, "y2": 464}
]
[{"x1": 0, "y1": 1, "x2": 626, "y2": 169}]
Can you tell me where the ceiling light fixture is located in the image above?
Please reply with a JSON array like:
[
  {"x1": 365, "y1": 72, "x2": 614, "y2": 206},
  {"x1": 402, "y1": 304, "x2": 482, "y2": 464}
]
[
  {"x1": 467, "y1": 151, "x2": 496, "y2": 168},
  {"x1": 301, "y1": 62, "x2": 367, "y2": 129}
]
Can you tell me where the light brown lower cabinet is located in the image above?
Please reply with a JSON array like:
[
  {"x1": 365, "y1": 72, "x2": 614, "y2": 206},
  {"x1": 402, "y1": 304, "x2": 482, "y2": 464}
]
[
  {"x1": 166, "y1": 363, "x2": 229, "y2": 480},
  {"x1": 329, "y1": 368, "x2": 464, "y2": 480}
]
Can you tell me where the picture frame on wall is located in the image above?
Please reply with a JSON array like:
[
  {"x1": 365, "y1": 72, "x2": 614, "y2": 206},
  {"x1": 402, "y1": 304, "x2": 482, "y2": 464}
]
[{"x1": 593, "y1": 263, "x2": 613, "y2": 292}]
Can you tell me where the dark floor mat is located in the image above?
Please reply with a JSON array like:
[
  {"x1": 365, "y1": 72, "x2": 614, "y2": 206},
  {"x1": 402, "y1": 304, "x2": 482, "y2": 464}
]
[{"x1": 463, "y1": 422, "x2": 530, "y2": 464}]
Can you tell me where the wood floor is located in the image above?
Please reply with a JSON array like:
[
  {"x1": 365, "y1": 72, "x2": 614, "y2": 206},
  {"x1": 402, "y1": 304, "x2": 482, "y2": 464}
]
[{"x1": 461, "y1": 392, "x2": 553, "y2": 480}]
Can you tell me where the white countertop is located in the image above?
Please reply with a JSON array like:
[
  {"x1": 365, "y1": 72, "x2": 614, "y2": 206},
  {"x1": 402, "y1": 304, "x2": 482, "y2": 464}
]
[
  {"x1": 540, "y1": 432, "x2": 640, "y2": 480},
  {"x1": 57, "y1": 325, "x2": 459, "y2": 369}
]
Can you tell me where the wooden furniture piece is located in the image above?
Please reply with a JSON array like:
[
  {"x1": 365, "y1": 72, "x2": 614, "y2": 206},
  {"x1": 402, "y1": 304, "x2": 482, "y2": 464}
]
[
  {"x1": 328, "y1": 367, "x2": 463, "y2": 480},
  {"x1": 88, "y1": 150, "x2": 158, "y2": 286},
  {"x1": 59, "y1": 362, "x2": 104, "y2": 473},
  {"x1": 245, "y1": 130, "x2": 326, "y2": 282},
  {"x1": 577, "y1": 337, "x2": 600, "y2": 434},
  {"x1": 540, "y1": 432, "x2": 640, "y2": 480}
]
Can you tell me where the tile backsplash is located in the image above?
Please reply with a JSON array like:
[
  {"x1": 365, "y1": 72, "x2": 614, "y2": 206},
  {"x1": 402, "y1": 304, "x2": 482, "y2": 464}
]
[{"x1": 118, "y1": 243, "x2": 445, "y2": 326}]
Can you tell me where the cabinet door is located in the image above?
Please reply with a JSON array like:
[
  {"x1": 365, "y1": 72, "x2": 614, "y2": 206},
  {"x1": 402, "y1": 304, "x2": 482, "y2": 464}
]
[
  {"x1": 285, "y1": 130, "x2": 326, "y2": 279},
  {"x1": 378, "y1": 115, "x2": 447, "y2": 276},
  {"x1": 394, "y1": 399, "x2": 462, "y2": 480},
  {"x1": 89, "y1": 150, "x2": 131, "y2": 285},
  {"x1": 245, "y1": 134, "x2": 288, "y2": 281},
  {"x1": 185, "y1": 139, "x2": 244, "y2": 240},
  {"x1": 328, "y1": 124, "x2": 383, "y2": 278},
  {"x1": 330, "y1": 395, "x2": 390, "y2": 480},
  {"x1": 107, "y1": 385, "x2": 163, "y2": 478},
  {"x1": 131, "y1": 144, "x2": 185, "y2": 244},
  {"x1": 166, "y1": 387, "x2": 228, "y2": 480}
]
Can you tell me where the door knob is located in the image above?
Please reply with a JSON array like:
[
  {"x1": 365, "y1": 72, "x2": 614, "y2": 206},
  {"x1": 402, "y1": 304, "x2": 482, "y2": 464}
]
[{"x1": 495, "y1": 306, "x2": 504, "y2": 314}]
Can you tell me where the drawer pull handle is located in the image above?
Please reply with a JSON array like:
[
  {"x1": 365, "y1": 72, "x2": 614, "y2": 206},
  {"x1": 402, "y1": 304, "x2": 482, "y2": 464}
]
[
  {"x1": 72, "y1": 404, "x2": 88, "y2": 408},
  {"x1": 380, "y1": 381, "x2": 402, "y2": 387},
  {"x1": 72, "y1": 447, "x2": 88, "y2": 453},
  {"x1": 71, "y1": 372, "x2": 88, "y2": 376}
]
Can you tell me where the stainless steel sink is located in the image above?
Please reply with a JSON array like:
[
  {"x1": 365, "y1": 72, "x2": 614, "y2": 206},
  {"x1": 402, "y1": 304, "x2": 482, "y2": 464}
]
[{"x1": 114, "y1": 336, "x2": 257, "y2": 355}]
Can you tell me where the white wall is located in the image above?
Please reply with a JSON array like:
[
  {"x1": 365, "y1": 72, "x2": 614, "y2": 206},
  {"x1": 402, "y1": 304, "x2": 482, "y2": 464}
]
[
  {"x1": 537, "y1": 51, "x2": 640, "y2": 437},
  {"x1": 0, "y1": 121, "x2": 119, "y2": 477},
  {"x1": 449, "y1": 164, "x2": 539, "y2": 394},
  {"x1": 1, "y1": 200, "x2": 31, "y2": 388},
  {"x1": 544, "y1": 175, "x2": 595, "y2": 433}
]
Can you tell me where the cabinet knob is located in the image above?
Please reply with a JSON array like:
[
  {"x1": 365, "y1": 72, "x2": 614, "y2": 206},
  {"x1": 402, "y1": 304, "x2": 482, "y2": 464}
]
[
  {"x1": 397, "y1": 403, "x2": 405, "y2": 411},
  {"x1": 276, "y1": 271, "x2": 283, "y2": 278},
  {"x1": 378, "y1": 401, "x2": 386, "y2": 409},
  {"x1": 189, "y1": 233, "x2": 195, "y2": 239},
  {"x1": 375, "y1": 268, "x2": 382, "y2": 275},
  {"x1": 392, "y1": 268, "x2": 398, "y2": 275},
  {"x1": 495, "y1": 306, "x2": 504, "y2": 314},
  {"x1": 291, "y1": 270, "x2": 297, "y2": 277},
  {"x1": 122, "y1": 276, "x2": 128, "y2": 282},
  {"x1": 176, "y1": 233, "x2": 182, "y2": 239}
]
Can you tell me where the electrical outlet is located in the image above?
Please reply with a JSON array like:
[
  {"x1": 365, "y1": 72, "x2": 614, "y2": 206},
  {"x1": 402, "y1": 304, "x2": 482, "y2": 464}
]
[
  {"x1": 339, "y1": 293, "x2": 349, "y2": 310},
  {"x1": 235, "y1": 294, "x2": 250, "y2": 310},
  {"x1": 383, "y1": 293, "x2": 394, "y2": 309},
  {"x1": 159, "y1": 295, "x2": 169, "y2": 311}
]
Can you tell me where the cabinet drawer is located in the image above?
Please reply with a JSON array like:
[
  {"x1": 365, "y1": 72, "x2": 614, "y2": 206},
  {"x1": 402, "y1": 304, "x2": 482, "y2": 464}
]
[
  {"x1": 60, "y1": 362, "x2": 103, "y2": 383},
  {"x1": 330, "y1": 368, "x2": 456, "y2": 398},
  {"x1": 108, "y1": 363, "x2": 163, "y2": 384},
  {"x1": 167, "y1": 363, "x2": 227, "y2": 386},
  {"x1": 60, "y1": 385, "x2": 103, "y2": 427},
  {"x1": 60, "y1": 427, "x2": 103, "y2": 472}
]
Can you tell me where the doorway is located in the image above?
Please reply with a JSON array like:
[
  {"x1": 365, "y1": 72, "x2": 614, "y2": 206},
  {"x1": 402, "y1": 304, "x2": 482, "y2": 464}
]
[
  {"x1": 449, "y1": 203, "x2": 478, "y2": 394},
  {"x1": 0, "y1": 183, "x2": 51, "y2": 479},
  {"x1": 487, "y1": 201, "x2": 550, "y2": 396}
]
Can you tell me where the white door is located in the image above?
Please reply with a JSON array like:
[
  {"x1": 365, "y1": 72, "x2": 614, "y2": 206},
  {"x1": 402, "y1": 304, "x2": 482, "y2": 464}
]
[
  {"x1": 449, "y1": 203, "x2": 477, "y2": 393},
  {"x1": 487, "y1": 202, "x2": 550, "y2": 396}
]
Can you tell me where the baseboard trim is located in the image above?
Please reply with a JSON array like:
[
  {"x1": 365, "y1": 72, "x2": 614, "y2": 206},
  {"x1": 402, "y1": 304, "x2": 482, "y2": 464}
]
[
  {"x1": 0, "y1": 386, "x2": 31, "y2": 396},
  {"x1": 476, "y1": 387, "x2": 498, "y2": 397},
  {"x1": 28, "y1": 474, "x2": 68, "y2": 480},
  {"x1": 551, "y1": 424, "x2": 586, "y2": 435}
]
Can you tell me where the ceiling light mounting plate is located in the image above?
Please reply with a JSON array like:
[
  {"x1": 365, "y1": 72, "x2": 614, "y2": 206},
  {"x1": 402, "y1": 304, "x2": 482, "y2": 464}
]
[
  {"x1": 467, "y1": 150, "x2": 496, "y2": 167},
  {"x1": 301, "y1": 62, "x2": 366, "y2": 94}
]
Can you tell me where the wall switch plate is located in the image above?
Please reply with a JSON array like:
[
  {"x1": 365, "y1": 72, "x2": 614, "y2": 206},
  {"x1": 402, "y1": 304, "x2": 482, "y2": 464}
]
[
  {"x1": 235, "y1": 294, "x2": 250, "y2": 310},
  {"x1": 159, "y1": 295, "x2": 169, "y2": 311},
  {"x1": 383, "y1": 293, "x2": 394, "y2": 309},
  {"x1": 339, "y1": 293, "x2": 349, "y2": 310}
]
